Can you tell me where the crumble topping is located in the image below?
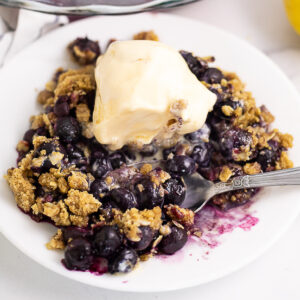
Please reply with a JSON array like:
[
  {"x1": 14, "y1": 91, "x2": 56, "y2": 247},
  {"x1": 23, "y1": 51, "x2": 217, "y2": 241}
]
[
  {"x1": 65, "y1": 189, "x2": 101, "y2": 216},
  {"x1": 219, "y1": 166, "x2": 233, "y2": 182},
  {"x1": 243, "y1": 162, "x2": 261, "y2": 175},
  {"x1": 46, "y1": 229, "x2": 65, "y2": 250},
  {"x1": 133, "y1": 30, "x2": 159, "y2": 41},
  {"x1": 165, "y1": 204, "x2": 194, "y2": 228},
  {"x1": 113, "y1": 207, "x2": 162, "y2": 242},
  {"x1": 67, "y1": 171, "x2": 89, "y2": 191},
  {"x1": 43, "y1": 200, "x2": 71, "y2": 226}
]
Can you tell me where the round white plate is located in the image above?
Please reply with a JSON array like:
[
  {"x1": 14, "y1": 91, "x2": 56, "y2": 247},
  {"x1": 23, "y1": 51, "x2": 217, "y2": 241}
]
[{"x1": 0, "y1": 13, "x2": 300, "y2": 293}]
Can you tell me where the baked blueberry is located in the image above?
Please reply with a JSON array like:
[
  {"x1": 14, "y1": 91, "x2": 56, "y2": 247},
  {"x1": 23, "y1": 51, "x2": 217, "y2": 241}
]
[
  {"x1": 163, "y1": 178, "x2": 186, "y2": 206},
  {"x1": 200, "y1": 67, "x2": 223, "y2": 84},
  {"x1": 91, "y1": 158, "x2": 112, "y2": 178},
  {"x1": 184, "y1": 123, "x2": 211, "y2": 143},
  {"x1": 54, "y1": 117, "x2": 81, "y2": 143},
  {"x1": 90, "y1": 179, "x2": 108, "y2": 199},
  {"x1": 53, "y1": 96, "x2": 70, "y2": 117},
  {"x1": 158, "y1": 225, "x2": 187, "y2": 255},
  {"x1": 191, "y1": 142, "x2": 212, "y2": 168},
  {"x1": 129, "y1": 226, "x2": 154, "y2": 251},
  {"x1": 180, "y1": 50, "x2": 207, "y2": 78},
  {"x1": 62, "y1": 226, "x2": 91, "y2": 244},
  {"x1": 108, "y1": 247, "x2": 138, "y2": 273},
  {"x1": 63, "y1": 237, "x2": 93, "y2": 271},
  {"x1": 140, "y1": 143, "x2": 158, "y2": 157},
  {"x1": 68, "y1": 37, "x2": 100, "y2": 65},
  {"x1": 23, "y1": 129, "x2": 36, "y2": 144},
  {"x1": 92, "y1": 226, "x2": 122, "y2": 258},
  {"x1": 108, "y1": 151, "x2": 126, "y2": 169},
  {"x1": 109, "y1": 188, "x2": 138, "y2": 212},
  {"x1": 165, "y1": 155, "x2": 196, "y2": 176},
  {"x1": 134, "y1": 178, "x2": 164, "y2": 209}
]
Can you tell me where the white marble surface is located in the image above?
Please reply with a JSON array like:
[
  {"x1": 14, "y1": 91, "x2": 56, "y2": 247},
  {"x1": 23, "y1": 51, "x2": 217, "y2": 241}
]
[{"x1": 1, "y1": 0, "x2": 300, "y2": 299}]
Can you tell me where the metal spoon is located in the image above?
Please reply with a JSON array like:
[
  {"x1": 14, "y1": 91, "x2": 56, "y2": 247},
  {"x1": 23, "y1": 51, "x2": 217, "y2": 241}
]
[{"x1": 182, "y1": 167, "x2": 300, "y2": 212}]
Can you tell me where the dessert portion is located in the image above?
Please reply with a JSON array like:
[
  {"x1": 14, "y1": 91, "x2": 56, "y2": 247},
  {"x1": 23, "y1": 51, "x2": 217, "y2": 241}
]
[
  {"x1": 5, "y1": 31, "x2": 293, "y2": 275},
  {"x1": 93, "y1": 40, "x2": 216, "y2": 150}
]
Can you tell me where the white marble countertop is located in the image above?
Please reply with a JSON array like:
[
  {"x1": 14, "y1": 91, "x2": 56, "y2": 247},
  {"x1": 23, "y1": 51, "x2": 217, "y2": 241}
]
[{"x1": 1, "y1": 0, "x2": 300, "y2": 299}]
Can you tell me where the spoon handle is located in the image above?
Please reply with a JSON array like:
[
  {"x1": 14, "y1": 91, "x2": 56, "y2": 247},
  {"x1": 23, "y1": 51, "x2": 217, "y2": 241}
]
[{"x1": 213, "y1": 167, "x2": 300, "y2": 194}]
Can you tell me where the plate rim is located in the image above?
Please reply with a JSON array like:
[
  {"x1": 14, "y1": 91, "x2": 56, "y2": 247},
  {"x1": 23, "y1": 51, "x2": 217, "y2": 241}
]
[{"x1": 1, "y1": 12, "x2": 300, "y2": 292}]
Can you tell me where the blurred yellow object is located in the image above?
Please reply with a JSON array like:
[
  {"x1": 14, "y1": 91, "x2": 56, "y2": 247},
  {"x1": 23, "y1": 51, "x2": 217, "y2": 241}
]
[{"x1": 284, "y1": 0, "x2": 300, "y2": 34}]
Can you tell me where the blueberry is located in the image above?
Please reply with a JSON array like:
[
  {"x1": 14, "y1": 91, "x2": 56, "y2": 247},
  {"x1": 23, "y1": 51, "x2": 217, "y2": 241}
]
[
  {"x1": 121, "y1": 145, "x2": 136, "y2": 161},
  {"x1": 166, "y1": 155, "x2": 196, "y2": 176},
  {"x1": 92, "y1": 226, "x2": 122, "y2": 258},
  {"x1": 63, "y1": 237, "x2": 93, "y2": 271},
  {"x1": 66, "y1": 143, "x2": 84, "y2": 159},
  {"x1": 163, "y1": 178, "x2": 186, "y2": 206},
  {"x1": 257, "y1": 148, "x2": 277, "y2": 171},
  {"x1": 191, "y1": 142, "x2": 212, "y2": 168},
  {"x1": 158, "y1": 226, "x2": 188, "y2": 255},
  {"x1": 69, "y1": 37, "x2": 101, "y2": 65},
  {"x1": 108, "y1": 151, "x2": 126, "y2": 169},
  {"x1": 129, "y1": 226, "x2": 154, "y2": 251},
  {"x1": 180, "y1": 50, "x2": 207, "y2": 78},
  {"x1": 108, "y1": 247, "x2": 138, "y2": 273},
  {"x1": 163, "y1": 146, "x2": 177, "y2": 160},
  {"x1": 140, "y1": 144, "x2": 158, "y2": 157},
  {"x1": 55, "y1": 117, "x2": 81, "y2": 143},
  {"x1": 219, "y1": 128, "x2": 252, "y2": 160},
  {"x1": 91, "y1": 158, "x2": 112, "y2": 178},
  {"x1": 23, "y1": 129, "x2": 36, "y2": 144},
  {"x1": 213, "y1": 98, "x2": 242, "y2": 119},
  {"x1": 62, "y1": 226, "x2": 91, "y2": 244},
  {"x1": 90, "y1": 179, "x2": 108, "y2": 199},
  {"x1": 200, "y1": 68, "x2": 223, "y2": 84},
  {"x1": 134, "y1": 178, "x2": 164, "y2": 209},
  {"x1": 184, "y1": 124, "x2": 211, "y2": 143},
  {"x1": 36, "y1": 127, "x2": 48, "y2": 137},
  {"x1": 90, "y1": 139, "x2": 108, "y2": 160},
  {"x1": 109, "y1": 188, "x2": 138, "y2": 212},
  {"x1": 33, "y1": 141, "x2": 65, "y2": 172},
  {"x1": 53, "y1": 96, "x2": 70, "y2": 117}
]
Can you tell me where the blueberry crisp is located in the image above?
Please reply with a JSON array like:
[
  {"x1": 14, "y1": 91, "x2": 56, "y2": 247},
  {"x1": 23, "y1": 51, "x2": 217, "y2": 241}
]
[{"x1": 5, "y1": 31, "x2": 293, "y2": 275}]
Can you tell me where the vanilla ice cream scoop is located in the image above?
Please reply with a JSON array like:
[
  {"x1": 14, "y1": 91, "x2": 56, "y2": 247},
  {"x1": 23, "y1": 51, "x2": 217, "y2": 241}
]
[{"x1": 93, "y1": 40, "x2": 217, "y2": 150}]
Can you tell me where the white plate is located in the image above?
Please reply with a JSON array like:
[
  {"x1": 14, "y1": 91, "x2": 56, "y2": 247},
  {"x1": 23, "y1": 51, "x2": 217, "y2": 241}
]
[{"x1": 0, "y1": 13, "x2": 300, "y2": 293}]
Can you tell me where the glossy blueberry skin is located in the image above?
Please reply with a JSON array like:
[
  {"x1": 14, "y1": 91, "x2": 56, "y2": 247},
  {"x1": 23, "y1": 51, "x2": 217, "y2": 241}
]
[
  {"x1": 165, "y1": 155, "x2": 196, "y2": 176},
  {"x1": 63, "y1": 237, "x2": 93, "y2": 271},
  {"x1": 257, "y1": 148, "x2": 278, "y2": 171},
  {"x1": 129, "y1": 226, "x2": 155, "y2": 251},
  {"x1": 184, "y1": 124, "x2": 211, "y2": 144},
  {"x1": 140, "y1": 144, "x2": 158, "y2": 157},
  {"x1": 109, "y1": 188, "x2": 138, "y2": 212},
  {"x1": 134, "y1": 178, "x2": 164, "y2": 209},
  {"x1": 108, "y1": 151, "x2": 126, "y2": 169},
  {"x1": 90, "y1": 179, "x2": 108, "y2": 200},
  {"x1": 200, "y1": 67, "x2": 223, "y2": 84},
  {"x1": 92, "y1": 226, "x2": 123, "y2": 258},
  {"x1": 54, "y1": 117, "x2": 81, "y2": 143},
  {"x1": 180, "y1": 50, "x2": 207, "y2": 78},
  {"x1": 158, "y1": 226, "x2": 188, "y2": 255},
  {"x1": 91, "y1": 158, "x2": 112, "y2": 178},
  {"x1": 53, "y1": 96, "x2": 70, "y2": 117},
  {"x1": 191, "y1": 142, "x2": 212, "y2": 168},
  {"x1": 163, "y1": 178, "x2": 186, "y2": 206},
  {"x1": 108, "y1": 247, "x2": 138, "y2": 274},
  {"x1": 162, "y1": 146, "x2": 177, "y2": 160},
  {"x1": 61, "y1": 226, "x2": 91, "y2": 244},
  {"x1": 23, "y1": 129, "x2": 36, "y2": 144}
]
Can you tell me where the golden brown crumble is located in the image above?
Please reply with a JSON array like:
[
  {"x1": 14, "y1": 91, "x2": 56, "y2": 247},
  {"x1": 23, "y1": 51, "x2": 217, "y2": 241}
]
[
  {"x1": 57, "y1": 177, "x2": 69, "y2": 194},
  {"x1": 113, "y1": 207, "x2": 162, "y2": 242},
  {"x1": 140, "y1": 164, "x2": 153, "y2": 175},
  {"x1": 149, "y1": 168, "x2": 171, "y2": 186},
  {"x1": 5, "y1": 168, "x2": 35, "y2": 212},
  {"x1": 38, "y1": 173, "x2": 58, "y2": 191},
  {"x1": 67, "y1": 171, "x2": 89, "y2": 191},
  {"x1": 219, "y1": 166, "x2": 233, "y2": 182},
  {"x1": 46, "y1": 229, "x2": 65, "y2": 250},
  {"x1": 43, "y1": 200, "x2": 71, "y2": 226},
  {"x1": 54, "y1": 66, "x2": 95, "y2": 97},
  {"x1": 37, "y1": 90, "x2": 54, "y2": 105},
  {"x1": 276, "y1": 151, "x2": 294, "y2": 170},
  {"x1": 165, "y1": 204, "x2": 194, "y2": 227},
  {"x1": 133, "y1": 30, "x2": 159, "y2": 41},
  {"x1": 70, "y1": 215, "x2": 89, "y2": 227},
  {"x1": 16, "y1": 140, "x2": 30, "y2": 153},
  {"x1": 65, "y1": 189, "x2": 101, "y2": 216},
  {"x1": 243, "y1": 162, "x2": 261, "y2": 175},
  {"x1": 221, "y1": 105, "x2": 234, "y2": 117},
  {"x1": 76, "y1": 103, "x2": 90, "y2": 122},
  {"x1": 81, "y1": 122, "x2": 94, "y2": 139}
]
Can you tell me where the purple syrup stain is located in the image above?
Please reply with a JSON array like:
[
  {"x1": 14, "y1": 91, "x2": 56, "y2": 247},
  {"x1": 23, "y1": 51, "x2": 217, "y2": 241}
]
[
  {"x1": 122, "y1": 280, "x2": 128, "y2": 284},
  {"x1": 192, "y1": 202, "x2": 259, "y2": 251},
  {"x1": 89, "y1": 257, "x2": 108, "y2": 275}
]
